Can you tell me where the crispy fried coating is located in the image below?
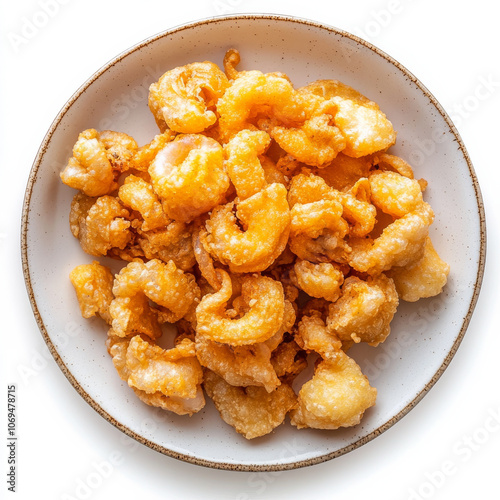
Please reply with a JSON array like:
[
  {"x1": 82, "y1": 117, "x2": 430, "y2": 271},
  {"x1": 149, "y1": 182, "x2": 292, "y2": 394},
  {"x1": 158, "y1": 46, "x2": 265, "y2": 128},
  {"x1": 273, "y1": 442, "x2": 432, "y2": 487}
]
[
  {"x1": 311, "y1": 153, "x2": 372, "y2": 191},
  {"x1": 327, "y1": 274, "x2": 399, "y2": 346},
  {"x1": 131, "y1": 130, "x2": 176, "y2": 171},
  {"x1": 118, "y1": 174, "x2": 170, "y2": 231},
  {"x1": 369, "y1": 170, "x2": 423, "y2": 218},
  {"x1": 69, "y1": 193, "x2": 133, "y2": 257},
  {"x1": 217, "y1": 69, "x2": 308, "y2": 139},
  {"x1": 290, "y1": 259, "x2": 344, "y2": 302},
  {"x1": 149, "y1": 134, "x2": 229, "y2": 222},
  {"x1": 107, "y1": 334, "x2": 205, "y2": 416},
  {"x1": 195, "y1": 335, "x2": 281, "y2": 392},
  {"x1": 112, "y1": 259, "x2": 200, "y2": 326},
  {"x1": 132, "y1": 386, "x2": 205, "y2": 416},
  {"x1": 301, "y1": 79, "x2": 396, "y2": 158},
  {"x1": 69, "y1": 261, "x2": 114, "y2": 324},
  {"x1": 348, "y1": 202, "x2": 434, "y2": 275},
  {"x1": 61, "y1": 129, "x2": 116, "y2": 196},
  {"x1": 196, "y1": 269, "x2": 286, "y2": 346},
  {"x1": 386, "y1": 237, "x2": 450, "y2": 302},
  {"x1": 149, "y1": 61, "x2": 229, "y2": 133},
  {"x1": 126, "y1": 336, "x2": 203, "y2": 398},
  {"x1": 296, "y1": 312, "x2": 343, "y2": 360},
  {"x1": 137, "y1": 221, "x2": 196, "y2": 271},
  {"x1": 61, "y1": 129, "x2": 139, "y2": 197},
  {"x1": 223, "y1": 129, "x2": 270, "y2": 199},
  {"x1": 204, "y1": 183, "x2": 290, "y2": 273},
  {"x1": 291, "y1": 353, "x2": 377, "y2": 430},
  {"x1": 64, "y1": 51, "x2": 451, "y2": 437},
  {"x1": 271, "y1": 339, "x2": 307, "y2": 380},
  {"x1": 204, "y1": 370, "x2": 297, "y2": 439},
  {"x1": 262, "y1": 111, "x2": 346, "y2": 167}
]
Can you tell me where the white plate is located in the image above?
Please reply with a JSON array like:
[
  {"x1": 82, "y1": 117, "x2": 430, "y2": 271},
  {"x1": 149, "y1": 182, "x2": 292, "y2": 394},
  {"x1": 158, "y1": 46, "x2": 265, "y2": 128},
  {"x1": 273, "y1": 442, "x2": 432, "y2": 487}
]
[{"x1": 21, "y1": 14, "x2": 485, "y2": 471}]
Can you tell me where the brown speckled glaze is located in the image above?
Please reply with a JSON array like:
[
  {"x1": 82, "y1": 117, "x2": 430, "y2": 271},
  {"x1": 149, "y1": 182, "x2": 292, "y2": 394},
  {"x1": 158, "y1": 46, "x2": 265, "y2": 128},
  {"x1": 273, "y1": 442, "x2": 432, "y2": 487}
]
[{"x1": 21, "y1": 14, "x2": 486, "y2": 471}]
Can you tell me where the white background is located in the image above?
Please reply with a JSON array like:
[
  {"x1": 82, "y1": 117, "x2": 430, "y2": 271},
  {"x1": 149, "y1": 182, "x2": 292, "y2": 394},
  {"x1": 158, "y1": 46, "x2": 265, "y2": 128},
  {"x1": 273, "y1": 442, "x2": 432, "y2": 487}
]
[{"x1": 1, "y1": 1, "x2": 499, "y2": 499}]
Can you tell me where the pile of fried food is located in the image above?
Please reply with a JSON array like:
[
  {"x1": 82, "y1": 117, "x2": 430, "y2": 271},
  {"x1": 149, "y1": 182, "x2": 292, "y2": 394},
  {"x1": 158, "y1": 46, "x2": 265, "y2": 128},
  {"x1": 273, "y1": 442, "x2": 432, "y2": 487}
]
[{"x1": 61, "y1": 49, "x2": 450, "y2": 439}]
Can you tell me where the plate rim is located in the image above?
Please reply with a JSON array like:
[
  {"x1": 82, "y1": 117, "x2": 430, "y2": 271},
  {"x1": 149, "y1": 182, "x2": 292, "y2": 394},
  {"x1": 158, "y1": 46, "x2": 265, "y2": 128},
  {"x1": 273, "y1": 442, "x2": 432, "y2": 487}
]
[{"x1": 20, "y1": 13, "x2": 487, "y2": 472}]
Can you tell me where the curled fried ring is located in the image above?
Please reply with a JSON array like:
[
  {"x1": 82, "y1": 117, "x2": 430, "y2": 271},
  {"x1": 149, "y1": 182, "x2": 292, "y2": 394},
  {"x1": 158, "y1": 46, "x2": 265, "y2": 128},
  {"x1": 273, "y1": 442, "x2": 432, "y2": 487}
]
[
  {"x1": 204, "y1": 183, "x2": 290, "y2": 273},
  {"x1": 195, "y1": 269, "x2": 285, "y2": 346},
  {"x1": 148, "y1": 61, "x2": 229, "y2": 133}
]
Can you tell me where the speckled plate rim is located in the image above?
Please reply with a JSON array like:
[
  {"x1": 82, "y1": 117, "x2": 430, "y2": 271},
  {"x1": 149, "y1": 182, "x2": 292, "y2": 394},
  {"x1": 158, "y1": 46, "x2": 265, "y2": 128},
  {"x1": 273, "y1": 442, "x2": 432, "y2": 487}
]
[{"x1": 21, "y1": 13, "x2": 486, "y2": 472}]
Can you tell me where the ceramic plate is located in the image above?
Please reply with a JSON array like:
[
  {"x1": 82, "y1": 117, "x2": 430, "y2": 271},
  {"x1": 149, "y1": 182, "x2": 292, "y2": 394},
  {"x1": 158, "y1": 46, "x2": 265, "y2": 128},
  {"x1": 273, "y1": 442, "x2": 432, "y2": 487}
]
[{"x1": 21, "y1": 14, "x2": 485, "y2": 471}]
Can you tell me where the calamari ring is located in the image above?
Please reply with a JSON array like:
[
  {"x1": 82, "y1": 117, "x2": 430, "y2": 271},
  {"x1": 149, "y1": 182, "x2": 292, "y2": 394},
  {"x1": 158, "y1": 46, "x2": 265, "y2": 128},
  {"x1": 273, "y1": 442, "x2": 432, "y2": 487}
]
[
  {"x1": 195, "y1": 269, "x2": 285, "y2": 346},
  {"x1": 149, "y1": 134, "x2": 229, "y2": 222},
  {"x1": 148, "y1": 61, "x2": 229, "y2": 133},
  {"x1": 217, "y1": 69, "x2": 310, "y2": 140},
  {"x1": 204, "y1": 183, "x2": 290, "y2": 273}
]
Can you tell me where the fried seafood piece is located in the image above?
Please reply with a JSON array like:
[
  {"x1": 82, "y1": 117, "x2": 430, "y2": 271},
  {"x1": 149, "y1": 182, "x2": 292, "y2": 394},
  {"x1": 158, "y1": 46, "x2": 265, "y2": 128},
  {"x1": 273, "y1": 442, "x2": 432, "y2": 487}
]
[
  {"x1": 126, "y1": 336, "x2": 203, "y2": 398},
  {"x1": 137, "y1": 220, "x2": 196, "y2": 271},
  {"x1": 386, "y1": 237, "x2": 450, "y2": 302},
  {"x1": 348, "y1": 201, "x2": 435, "y2": 275},
  {"x1": 296, "y1": 312, "x2": 347, "y2": 361},
  {"x1": 195, "y1": 336, "x2": 281, "y2": 393},
  {"x1": 109, "y1": 293, "x2": 163, "y2": 340},
  {"x1": 204, "y1": 183, "x2": 290, "y2": 273},
  {"x1": 204, "y1": 370, "x2": 297, "y2": 439},
  {"x1": 301, "y1": 79, "x2": 396, "y2": 158},
  {"x1": 369, "y1": 170, "x2": 424, "y2": 218},
  {"x1": 288, "y1": 173, "x2": 377, "y2": 238},
  {"x1": 132, "y1": 386, "x2": 205, "y2": 416},
  {"x1": 118, "y1": 175, "x2": 170, "y2": 231},
  {"x1": 260, "y1": 106, "x2": 347, "y2": 167},
  {"x1": 217, "y1": 67, "x2": 345, "y2": 166},
  {"x1": 290, "y1": 259, "x2": 344, "y2": 303},
  {"x1": 61, "y1": 129, "x2": 137, "y2": 196},
  {"x1": 149, "y1": 134, "x2": 229, "y2": 222},
  {"x1": 69, "y1": 261, "x2": 114, "y2": 324},
  {"x1": 131, "y1": 130, "x2": 177, "y2": 171},
  {"x1": 290, "y1": 352, "x2": 377, "y2": 430},
  {"x1": 107, "y1": 334, "x2": 205, "y2": 416},
  {"x1": 110, "y1": 259, "x2": 200, "y2": 339},
  {"x1": 223, "y1": 129, "x2": 270, "y2": 199},
  {"x1": 326, "y1": 274, "x2": 399, "y2": 346},
  {"x1": 217, "y1": 69, "x2": 308, "y2": 139},
  {"x1": 271, "y1": 339, "x2": 308, "y2": 380},
  {"x1": 196, "y1": 294, "x2": 296, "y2": 391},
  {"x1": 311, "y1": 153, "x2": 372, "y2": 191},
  {"x1": 196, "y1": 269, "x2": 287, "y2": 346},
  {"x1": 148, "y1": 61, "x2": 229, "y2": 133},
  {"x1": 69, "y1": 193, "x2": 133, "y2": 257},
  {"x1": 289, "y1": 199, "x2": 350, "y2": 264}
]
